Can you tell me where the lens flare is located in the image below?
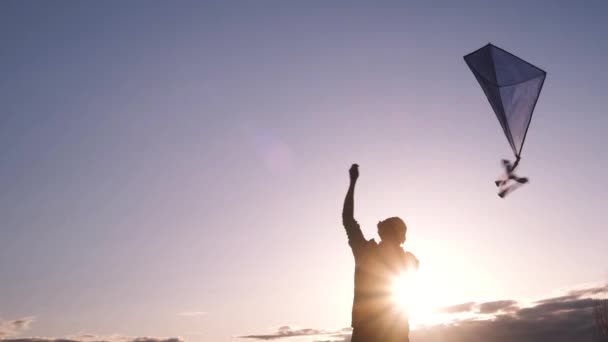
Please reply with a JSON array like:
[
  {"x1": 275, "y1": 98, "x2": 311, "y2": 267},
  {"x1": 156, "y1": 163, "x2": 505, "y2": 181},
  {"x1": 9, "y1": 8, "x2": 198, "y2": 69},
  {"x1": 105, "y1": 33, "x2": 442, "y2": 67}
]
[{"x1": 390, "y1": 269, "x2": 453, "y2": 328}]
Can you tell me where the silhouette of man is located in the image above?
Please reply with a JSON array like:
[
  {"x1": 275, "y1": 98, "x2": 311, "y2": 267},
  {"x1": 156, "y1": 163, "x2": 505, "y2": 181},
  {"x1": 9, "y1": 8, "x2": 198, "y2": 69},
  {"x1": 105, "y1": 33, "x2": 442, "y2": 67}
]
[{"x1": 342, "y1": 164, "x2": 419, "y2": 342}]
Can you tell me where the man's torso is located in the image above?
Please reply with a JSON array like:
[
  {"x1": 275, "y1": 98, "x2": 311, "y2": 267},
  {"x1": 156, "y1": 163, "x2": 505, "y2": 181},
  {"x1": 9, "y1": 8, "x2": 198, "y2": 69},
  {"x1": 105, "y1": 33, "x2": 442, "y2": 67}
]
[{"x1": 351, "y1": 240, "x2": 416, "y2": 339}]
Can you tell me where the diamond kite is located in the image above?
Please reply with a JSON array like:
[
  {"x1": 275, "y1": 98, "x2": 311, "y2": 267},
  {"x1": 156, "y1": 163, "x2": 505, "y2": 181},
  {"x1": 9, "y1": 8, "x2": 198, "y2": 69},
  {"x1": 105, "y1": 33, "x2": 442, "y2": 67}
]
[{"x1": 464, "y1": 43, "x2": 546, "y2": 197}]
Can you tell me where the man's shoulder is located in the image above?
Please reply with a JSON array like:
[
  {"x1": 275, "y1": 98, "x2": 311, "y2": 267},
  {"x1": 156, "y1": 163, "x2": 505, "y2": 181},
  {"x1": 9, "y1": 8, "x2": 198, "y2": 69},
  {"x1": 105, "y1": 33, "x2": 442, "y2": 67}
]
[
  {"x1": 354, "y1": 239, "x2": 377, "y2": 256},
  {"x1": 364, "y1": 238, "x2": 378, "y2": 249},
  {"x1": 402, "y1": 250, "x2": 419, "y2": 270}
]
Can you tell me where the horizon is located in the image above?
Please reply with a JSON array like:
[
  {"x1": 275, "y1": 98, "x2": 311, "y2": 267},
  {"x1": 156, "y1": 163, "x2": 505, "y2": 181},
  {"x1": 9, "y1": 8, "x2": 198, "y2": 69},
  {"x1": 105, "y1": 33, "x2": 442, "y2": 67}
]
[{"x1": 1, "y1": 1, "x2": 607, "y2": 342}]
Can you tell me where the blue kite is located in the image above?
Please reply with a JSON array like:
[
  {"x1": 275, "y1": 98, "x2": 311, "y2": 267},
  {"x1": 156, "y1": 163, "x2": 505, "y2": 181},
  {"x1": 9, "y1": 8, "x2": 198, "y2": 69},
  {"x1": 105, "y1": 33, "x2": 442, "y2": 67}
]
[{"x1": 464, "y1": 43, "x2": 546, "y2": 197}]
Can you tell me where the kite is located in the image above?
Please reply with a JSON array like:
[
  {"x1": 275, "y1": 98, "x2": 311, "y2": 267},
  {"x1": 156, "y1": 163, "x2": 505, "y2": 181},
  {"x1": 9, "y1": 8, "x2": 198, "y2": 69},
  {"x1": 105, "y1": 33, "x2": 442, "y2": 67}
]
[{"x1": 464, "y1": 43, "x2": 546, "y2": 197}]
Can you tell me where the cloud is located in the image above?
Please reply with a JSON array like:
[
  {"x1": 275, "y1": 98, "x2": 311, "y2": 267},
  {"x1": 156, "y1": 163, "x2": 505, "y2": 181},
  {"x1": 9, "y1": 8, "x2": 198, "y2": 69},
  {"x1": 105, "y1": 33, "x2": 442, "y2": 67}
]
[
  {"x1": 177, "y1": 311, "x2": 207, "y2": 317},
  {"x1": 440, "y1": 302, "x2": 476, "y2": 314},
  {"x1": 477, "y1": 300, "x2": 519, "y2": 314},
  {"x1": 312, "y1": 331, "x2": 352, "y2": 342},
  {"x1": 0, "y1": 318, "x2": 34, "y2": 338},
  {"x1": 0, "y1": 318, "x2": 180, "y2": 342},
  {"x1": 531, "y1": 283, "x2": 608, "y2": 306},
  {"x1": 313, "y1": 335, "x2": 351, "y2": 342},
  {"x1": 239, "y1": 326, "x2": 348, "y2": 340},
  {"x1": 566, "y1": 284, "x2": 608, "y2": 298},
  {"x1": 0, "y1": 337, "x2": 183, "y2": 342},
  {"x1": 517, "y1": 297, "x2": 596, "y2": 320},
  {"x1": 246, "y1": 283, "x2": 608, "y2": 342},
  {"x1": 412, "y1": 283, "x2": 607, "y2": 342}
]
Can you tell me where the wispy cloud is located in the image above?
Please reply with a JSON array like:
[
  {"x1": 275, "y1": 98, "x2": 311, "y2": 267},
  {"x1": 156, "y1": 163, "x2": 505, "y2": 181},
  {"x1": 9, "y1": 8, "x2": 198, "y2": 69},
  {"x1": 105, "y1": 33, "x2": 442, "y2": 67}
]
[
  {"x1": 0, "y1": 336, "x2": 183, "y2": 342},
  {"x1": 0, "y1": 320, "x2": 181, "y2": 342},
  {"x1": 439, "y1": 302, "x2": 476, "y2": 314},
  {"x1": 239, "y1": 326, "x2": 350, "y2": 340},
  {"x1": 0, "y1": 317, "x2": 183, "y2": 342},
  {"x1": 477, "y1": 300, "x2": 519, "y2": 314},
  {"x1": 0, "y1": 317, "x2": 34, "y2": 338}
]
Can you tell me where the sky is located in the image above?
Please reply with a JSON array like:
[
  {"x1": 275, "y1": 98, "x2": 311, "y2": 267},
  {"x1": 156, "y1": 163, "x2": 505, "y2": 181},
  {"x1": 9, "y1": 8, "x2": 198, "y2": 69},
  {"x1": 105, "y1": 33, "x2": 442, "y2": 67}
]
[{"x1": 1, "y1": 1, "x2": 607, "y2": 342}]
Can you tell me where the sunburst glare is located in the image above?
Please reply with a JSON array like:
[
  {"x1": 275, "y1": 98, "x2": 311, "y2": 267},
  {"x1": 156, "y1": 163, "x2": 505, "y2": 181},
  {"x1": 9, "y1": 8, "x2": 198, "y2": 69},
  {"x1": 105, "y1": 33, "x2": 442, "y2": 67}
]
[{"x1": 389, "y1": 250, "x2": 482, "y2": 329}]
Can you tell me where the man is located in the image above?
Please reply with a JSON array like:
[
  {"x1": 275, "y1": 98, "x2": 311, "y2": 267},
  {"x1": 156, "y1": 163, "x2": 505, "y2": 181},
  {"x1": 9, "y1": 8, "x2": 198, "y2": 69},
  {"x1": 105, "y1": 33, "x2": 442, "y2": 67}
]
[{"x1": 342, "y1": 164, "x2": 419, "y2": 342}]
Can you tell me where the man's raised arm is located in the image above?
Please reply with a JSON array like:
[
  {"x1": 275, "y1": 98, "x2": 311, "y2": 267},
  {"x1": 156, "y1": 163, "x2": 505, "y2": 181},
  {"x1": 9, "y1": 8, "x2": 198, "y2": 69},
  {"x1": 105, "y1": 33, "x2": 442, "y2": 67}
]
[{"x1": 342, "y1": 164, "x2": 365, "y2": 250}]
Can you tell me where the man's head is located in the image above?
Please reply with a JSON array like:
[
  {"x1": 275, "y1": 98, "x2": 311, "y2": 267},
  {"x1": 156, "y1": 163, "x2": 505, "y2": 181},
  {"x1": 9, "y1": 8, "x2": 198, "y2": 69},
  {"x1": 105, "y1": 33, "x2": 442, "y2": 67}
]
[{"x1": 377, "y1": 217, "x2": 407, "y2": 245}]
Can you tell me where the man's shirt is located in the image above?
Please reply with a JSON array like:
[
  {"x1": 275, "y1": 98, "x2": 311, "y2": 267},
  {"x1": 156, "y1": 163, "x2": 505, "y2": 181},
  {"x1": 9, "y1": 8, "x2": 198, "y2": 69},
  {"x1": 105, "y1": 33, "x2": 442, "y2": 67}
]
[{"x1": 343, "y1": 217, "x2": 419, "y2": 336}]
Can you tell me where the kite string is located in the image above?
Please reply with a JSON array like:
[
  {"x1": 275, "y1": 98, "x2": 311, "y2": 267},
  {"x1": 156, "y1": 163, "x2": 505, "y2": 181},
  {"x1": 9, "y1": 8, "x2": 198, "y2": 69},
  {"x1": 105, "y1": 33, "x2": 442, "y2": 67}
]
[{"x1": 511, "y1": 156, "x2": 521, "y2": 172}]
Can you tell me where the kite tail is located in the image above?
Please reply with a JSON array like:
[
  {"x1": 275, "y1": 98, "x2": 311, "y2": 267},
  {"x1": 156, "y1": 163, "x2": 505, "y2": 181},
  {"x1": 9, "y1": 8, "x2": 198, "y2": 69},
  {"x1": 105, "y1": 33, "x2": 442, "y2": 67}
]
[{"x1": 495, "y1": 156, "x2": 528, "y2": 197}]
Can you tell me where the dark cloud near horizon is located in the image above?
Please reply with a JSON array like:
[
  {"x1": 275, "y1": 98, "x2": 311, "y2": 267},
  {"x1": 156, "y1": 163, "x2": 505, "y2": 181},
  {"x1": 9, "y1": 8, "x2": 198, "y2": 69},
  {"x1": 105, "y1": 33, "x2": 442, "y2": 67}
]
[
  {"x1": 440, "y1": 302, "x2": 476, "y2": 314},
  {"x1": 0, "y1": 318, "x2": 181, "y2": 342},
  {"x1": 567, "y1": 285, "x2": 608, "y2": 298},
  {"x1": 412, "y1": 296, "x2": 605, "y2": 342},
  {"x1": 517, "y1": 297, "x2": 596, "y2": 320},
  {"x1": 417, "y1": 284, "x2": 607, "y2": 342},
  {"x1": 239, "y1": 326, "x2": 352, "y2": 341},
  {"x1": 250, "y1": 283, "x2": 608, "y2": 342},
  {"x1": 533, "y1": 284, "x2": 608, "y2": 306},
  {"x1": 239, "y1": 326, "x2": 335, "y2": 340},
  {"x1": 477, "y1": 300, "x2": 519, "y2": 314},
  {"x1": 0, "y1": 338, "x2": 183, "y2": 342},
  {"x1": 0, "y1": 318, "x2": 34, "y2": 338},
  {"x1": 438, "y1": 283, "x2": 608, "y2": 316}
]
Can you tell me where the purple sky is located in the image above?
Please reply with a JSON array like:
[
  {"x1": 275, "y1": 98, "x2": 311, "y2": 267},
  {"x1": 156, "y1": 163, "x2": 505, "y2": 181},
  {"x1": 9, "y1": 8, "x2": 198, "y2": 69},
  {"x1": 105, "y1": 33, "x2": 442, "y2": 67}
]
[{"x1": 1, "y1": 1, "x2": 607, "y2": 342}]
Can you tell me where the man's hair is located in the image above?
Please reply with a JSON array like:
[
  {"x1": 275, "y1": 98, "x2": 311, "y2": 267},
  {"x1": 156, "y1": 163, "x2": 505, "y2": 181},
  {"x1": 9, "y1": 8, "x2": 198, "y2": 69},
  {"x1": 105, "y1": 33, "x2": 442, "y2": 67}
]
[{"x1": 377, "y1": 217, "x2": 407, "y2": 241}]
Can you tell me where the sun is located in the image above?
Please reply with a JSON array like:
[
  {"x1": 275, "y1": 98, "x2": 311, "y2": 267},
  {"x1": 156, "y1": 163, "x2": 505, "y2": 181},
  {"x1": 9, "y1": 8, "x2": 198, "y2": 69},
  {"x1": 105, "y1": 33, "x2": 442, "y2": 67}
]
[
  {"x1": 390, "y1": 272, "x2": 444, "y2": 328},
  {"x1": 389, "y1": 264, "x2": 465, "y2": 328},
  {"x1": 391, "y1": 273, "x2": 421, "y2": 313}
]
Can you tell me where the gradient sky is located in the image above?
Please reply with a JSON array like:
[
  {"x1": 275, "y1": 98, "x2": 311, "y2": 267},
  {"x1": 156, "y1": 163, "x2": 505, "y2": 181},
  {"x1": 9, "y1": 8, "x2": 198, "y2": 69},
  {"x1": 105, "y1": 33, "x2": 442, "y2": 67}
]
[{"x1": 1, "y1": 1, "x2": 607, "y2": 342}]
